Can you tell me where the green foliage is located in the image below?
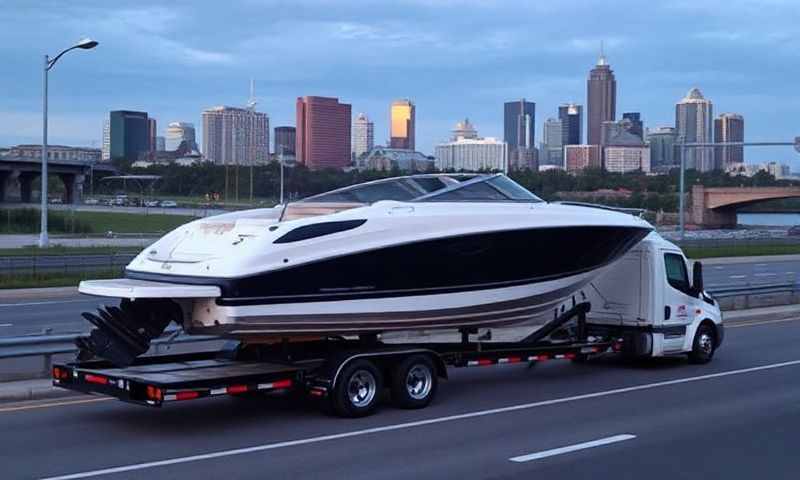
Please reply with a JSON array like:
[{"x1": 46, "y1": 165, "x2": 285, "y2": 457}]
[
  {"x1": 683, "y1": 243, "x2": 800, "y2": 259},
  {"x1": 0, "y1": 208, "x2": 92, "y2": 234},
  {"x1": 0, "y1": 208, "x2": 194, "y2": 235}
]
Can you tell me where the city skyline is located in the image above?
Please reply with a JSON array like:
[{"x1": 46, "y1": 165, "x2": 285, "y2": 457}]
[{"x1": 0, "y1": 1, "x2": 798, "y2": 167}]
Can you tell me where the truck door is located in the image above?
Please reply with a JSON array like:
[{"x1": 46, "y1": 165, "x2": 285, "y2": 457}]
[{"x1": 660, "y1": 251, "x2": 695, "y2": 353}]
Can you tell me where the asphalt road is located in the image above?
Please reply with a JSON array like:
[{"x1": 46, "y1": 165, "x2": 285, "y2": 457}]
[
  {"x1": 0, "y1": 257, "x2": 797, "y2": 338},
  {"x1": 1, "y1": 315, "x2": 799, "y2": 479}
]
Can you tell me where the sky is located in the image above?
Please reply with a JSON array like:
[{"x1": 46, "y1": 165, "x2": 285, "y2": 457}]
[{"x1": 0, "y1": 0, "x2": 798, "y2": 166}]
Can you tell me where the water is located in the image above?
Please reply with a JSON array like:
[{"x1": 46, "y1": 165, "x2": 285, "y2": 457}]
[{"x1": 738, "y1": 213, "x2": 800, "y2": 227}]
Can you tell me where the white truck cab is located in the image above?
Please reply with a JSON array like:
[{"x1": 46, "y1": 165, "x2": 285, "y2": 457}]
[{"x1": 585, "y1": 232, "x2": 723, "y2": 363}]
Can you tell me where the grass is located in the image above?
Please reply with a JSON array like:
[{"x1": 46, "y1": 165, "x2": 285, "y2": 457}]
[
  {"x1": 0, "y1": 245, "x2": 143, "y2": 257},
  {"x1": 684, "y1": 243, "x2": 800, "y2": 259},
  {"x1": 0, "y1": 208, "x2": 195, "y2": 235},
  {"x1": 0, "y1": 269, "x2": 121, "y2": 289}
]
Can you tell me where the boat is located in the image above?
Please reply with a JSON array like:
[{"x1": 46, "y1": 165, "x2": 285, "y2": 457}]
[{"x1": 77, "y1": 173, "x2": 652, "y2": 366}]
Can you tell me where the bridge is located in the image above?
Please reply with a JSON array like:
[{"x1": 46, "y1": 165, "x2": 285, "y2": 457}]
[
  {"x1": 692, "y1": 185, "x2": 800, "y2": 227},
  {"x1": 0, "y1": 156, "x2": 115, "y2": 204}
]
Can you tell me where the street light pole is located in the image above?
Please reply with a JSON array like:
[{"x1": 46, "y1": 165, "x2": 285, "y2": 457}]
[
  {"x1": 39, "y1": 54, "x2": 49, "y2": 248},
  {"x1": 678, "y1": 142, "x2": 686, "y2": 241},
  {"x1": 39, "y1": 38, "x2": 98, "y2": 248},
  {"x1": 279, "y1": 146, "x2": 285, "y2": 204}
]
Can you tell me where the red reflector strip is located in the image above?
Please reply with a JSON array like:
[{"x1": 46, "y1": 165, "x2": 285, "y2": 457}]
[
  {"x1": 309, "y1": 387, "x2": 326, "y2": 397},
  {"x1": 84, "y1": 374, "x2": 108, "y2": 385},
  {"x1": 478, "y1": 359, "x2": 493, "y2": 366},
  {"x1": 564, "y1": 353, "x2": 577, "y2": 360},
  {"x1": 528, "y1": 355, "x2": 549, "y2": 361},
  {"x1": 257, "y1": 379, "x2": 294, "y2": 391},
  {"x1": 226, "y1": 385, "x2": 248, "y2": 395},
  {"x1": 175, "y1": 391, "x2": 200, "y2": 401},
  {"x1": 146, "y1": 385, "x2": 163, "y2": 401},
  {"x1": 497, "y1": 357, "x2": 522, "y2": 364}
]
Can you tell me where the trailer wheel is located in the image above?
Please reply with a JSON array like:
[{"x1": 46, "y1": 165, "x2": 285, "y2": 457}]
[
  {"x1": 390, "y1": 355, "x2": 438, "y2": 409},
  {"x1": 331, "y1": 359, "x2": 383, "y2": 417},
  {"x1": 688, "y1": 324, "x2": 716, "y2": 364}
]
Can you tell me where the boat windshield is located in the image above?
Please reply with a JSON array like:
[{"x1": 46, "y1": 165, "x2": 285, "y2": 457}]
[{"x1": 298, "y1": 174, "x2": 542, "y2": 204}]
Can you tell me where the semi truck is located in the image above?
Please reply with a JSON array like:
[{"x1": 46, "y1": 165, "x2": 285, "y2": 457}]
[{"x1": 53, "y1": 232, "x2": 723, "y2": 418}]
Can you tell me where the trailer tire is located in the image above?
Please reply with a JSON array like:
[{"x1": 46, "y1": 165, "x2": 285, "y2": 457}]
[
  {"x1": 331, "y1": 359, "x2": 383, "y2": 417},
  {"x1": 390, "y1": 354, "x2": 438, "y2": 409},
  {"x1": 688, "y1": 323, "x2": 716, "y2": 364}
]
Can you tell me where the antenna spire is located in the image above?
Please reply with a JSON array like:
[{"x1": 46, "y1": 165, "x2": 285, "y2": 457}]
[
  {"x1": 246, "y1": 78, "x2": 257, "y2": 111},
  {"x1": 597, "y1": 40, "x2": 608, "y2": 66}
]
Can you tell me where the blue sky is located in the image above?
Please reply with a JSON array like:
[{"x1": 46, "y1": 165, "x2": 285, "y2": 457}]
[{"x1": 1, "y1": 0, "x2": 798, "y2": 166}]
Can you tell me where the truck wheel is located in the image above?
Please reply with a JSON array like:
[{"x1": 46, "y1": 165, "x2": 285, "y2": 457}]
[
  {"x1": 688, "y1": 324, "x2": 716, "y2": 364},
  {"x1": 390, "y1": 355, "x2": 437, "y2": 409},
  {"x1": 331, "y1": 359, "x2": 383, "y2": 417}
]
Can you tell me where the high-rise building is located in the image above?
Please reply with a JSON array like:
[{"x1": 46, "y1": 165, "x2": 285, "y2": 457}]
[
  {"x1": 202, "y1": 106, "x2": 269, "y2": 166},
  {"x1": 587, "y1": 51, "x2": 617, "y2": 145},
  {"x1": 565, "y1": 145, "x2": 602, "y2": 172},
  {"x1": 352, "y1": 113, "x2": 374, "y2": 163},
  {"x1": 604, "y1": 146, "x2": 651, "y2": 173},
  {"x1": 602, "y1": 120, "x2": 644, "y2": 147},
  {"x1": 155, "y1": 136, "x2": 165, "y2": 152},
  {"x1": 165, "y1": 122, "x2": 197, "y2": 152},
  {"x1": 541, "y1": 118, "x2": 564, "y2": 166},
  {"x1": 622, "y1": 112, "x2": 643, "y2": 140},
  {"x1": 109, "y1": 110, "x2": 149, "y2": 162},
  {"x1": 147, "y1": 118, "x2": 157, "y2": 153},
  {"x1": 274, "y1": 126, "x2": 296, "y2": 156},
  {"x1": 296, "y1": 96, "x2": 351, "y2": 170},
  {"x1": 452, "y1": 118, "x2": 478, "y2": 140},
  {"x1": 504, "y1": 99, "x2": 535, "y2": 170},
  {"x1": 101, "y1": 118, "x2": 110, "y2": 162},
  {"x1": 676, "y1": 87, "x2": 714, "y2": 171},
  {"x1": 646, "y1": 127, "x2": 678, "y2": 172},
  {"x1": 715, "y1": 113, "x2": 744, "y2": 168},
  {"x1": 389, "y1": 99, "x2": 415, "y2": 150},
  {"x1": 558, "y1": 103, "x2": 582, "y2": 146}
]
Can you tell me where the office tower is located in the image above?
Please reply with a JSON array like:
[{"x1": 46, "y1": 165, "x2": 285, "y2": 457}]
[
  {"x1": 601, "y1": 119, "x2": 644, "y2": 147},
  {"x1": 714, "y1": 113, "x2": 744, "y2": 168},
  {"x1": 274, "y1": 126, "x2": 296, "y2": 156},
  {"x1": 165, "y1": 122, "x2": 198, "y2": 152},
  {"x1": 296, "y1": 96, "x2": 352, "y2": 170},
  {"x1": 587, "y1": 50, "x2": 617, "y2": 145},
  {"x1": 622, "y1": 112, "x2": 643, "y2": 140},
  {"x1": 558, "y1": 103, "x2": 582, "y2": 145},
  {"x1": 504, "y1": 99, "x2": 535, "y2": 169},
  {"x1": 352, "y1": 113, "x2": 374, "y2": 162},
  {"x1": 109, "y1": 110, "x2": 149, "y2": 162},
  {"x1": 542, "y1": 118, "x2": 564, "y2": 166},
  {"x1": 101, "y1": 118, "x2": 110, "y2": 161},
  {"x1": 155, "y1": 136, "x2": 165, "y2": 152},
  {"x1": 389, "y1": 99, "x2": 415, "y2": 150},
  {"x1": 147, "y1": 118, "x2": 157, "y2": 152},
  {"x1": 646, "y1": 127, "x2": 678, "y2": 171},
  {"x1": 564, "y1": 145, "x2": 602, "y2": 172},
  {"x1": 676, "y1": 87, "x2": 714, "y2": 171},
  {"x1": 202, "y1": 106, "x2": 269, "y2": 166},
  {"x1": 604, "y1": 146, "x2": 651, "y2": 173}
]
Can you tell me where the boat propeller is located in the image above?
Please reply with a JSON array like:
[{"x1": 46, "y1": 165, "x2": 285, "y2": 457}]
[{"x1": 75, "y1": 299, "x2": 180, "y2": 367}]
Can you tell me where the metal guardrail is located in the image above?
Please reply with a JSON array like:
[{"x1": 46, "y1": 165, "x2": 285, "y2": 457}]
[
  {"x1": 708, "y1": 282, "x2": 798, "y2": 298},
  {"x1": 0, "y1": 254, "x2": 136, "y2": 274}
]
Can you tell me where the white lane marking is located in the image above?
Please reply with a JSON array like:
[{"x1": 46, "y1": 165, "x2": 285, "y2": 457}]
[
  {"x1": 729, "y1": 275, "x2": 747, "y2": 279},
  {"x1": 713, "y1": 266, "x2": 724, "y2": 270},
  {"x1": 755, "y1": 273, "x2": 776, "y2": 277},
  {"x1": 509, "y1": 434, "x2": 636, "y2": 463},
  {"x1": 0, "y1": 323, "x2": 12, "y2": 327},
  {"x1": 755, "y1": 264, "x2": 768, "y2": 267},
  {"x1": 0, "y1": 299, "x2": 93, "y2": 308},
  {"x1": 41, "y1": 359, "x2": 800, "y2": 480}
]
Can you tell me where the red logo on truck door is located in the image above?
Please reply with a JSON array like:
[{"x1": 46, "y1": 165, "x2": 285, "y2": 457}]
[{"x1": 676, "y1": 305, "x2": 688, "y2": 317}]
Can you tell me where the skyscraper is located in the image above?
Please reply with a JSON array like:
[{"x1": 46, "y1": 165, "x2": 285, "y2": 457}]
[
  {"x1": 646, "y1": 127, "x2": 679, "y2": 172},
  {"x1": 109, "y1": 110, "x2": 149, "y2": 162},
  {"x1": 202, "y1": 106, "x2": 269, "y2": 166},
  {"x1": 165, "y1": 122, "x2": 197, "y2": 152},
  {"x1": 676, "y1": 88, "x2": 714, "y2": 171},
  {"x1": 436, "y1": 120, "x2": 507, "y2": 172},
  {"x1": 504, "y1": 99, "x2": 535, "y2": 169},
  {"x1": 542, "y1": 118, "x2": 564, "y2": 166},
  {"x1": 147, "y1": 118, "x2": 157, "y2": 153},
  {"x1": 296, "y1": 96, "x2": 352, "y2": 170},
  {"x1": 352, "y1": 113, "x2": 374, "y2": 162},
  {"x1": 101, "y1": 118, "x2": 110, "y2": 162},
  {"x1": 587, "y1": 51, "x2": 617, "y2": 145},
  {"x1": 389, "y1": 99, "x2": 415, "y2": 150},
  {"x1": 714, "y1": 113, "x2": 744, "y2": 169},
  {"x1": 622, "y1": 112, "x2": 643, "y2": 140},
  {"x1": 274, "y1": 126, "x2": 296, "y2": 156},
  {"x1": 558, "y1": 103, "x2": 582, "y2": 146}
]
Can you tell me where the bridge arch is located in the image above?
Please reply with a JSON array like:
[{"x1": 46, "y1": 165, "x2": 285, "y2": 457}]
[{"x1": 691, "y1": 185, "x2": 800, "y2": 227}]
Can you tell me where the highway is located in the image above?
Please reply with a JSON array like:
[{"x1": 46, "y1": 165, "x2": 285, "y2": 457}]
[
  {"x1": 1, "y1": 256, "x2": 798, "y2": 337},
  {"x1": 1, "y1": 316, "x2": 799, "y2": 479}
]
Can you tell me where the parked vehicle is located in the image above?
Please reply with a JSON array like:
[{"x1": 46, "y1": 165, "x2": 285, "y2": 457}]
[
  {"x1": 143, "y1": 200, "x2": 160, "y2": 207},
  {"x1": 57, "y1": 218, "x2": 722, "y2": 418},
  {"x1": 84, "y1": 198, "x2": 99, "y2": 205},
  {"x1": 159, "y1": 200, "x2": 178, "y2": 208}
]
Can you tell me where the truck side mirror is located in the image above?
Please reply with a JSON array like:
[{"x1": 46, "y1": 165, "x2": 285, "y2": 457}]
[{"x1": 692, "y1": 261, "x2": 704, "y2": 295}]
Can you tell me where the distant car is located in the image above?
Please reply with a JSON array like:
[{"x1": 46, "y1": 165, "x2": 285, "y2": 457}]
[
  {"x1": 84, "y1": 198, "x2": 99, "y2": 205},
  {"x1": 160, "y1": 200, "x2": 178, "y2": 208},
  {"x1": 48, "y1": 197, "x2": 63, "y2": 204},
  {"x1": 788, "y1": 225, "x2": 800, "y2": 236},
  {"x1": 144, "y1": 200, "x2": 160, "y2": 207}
]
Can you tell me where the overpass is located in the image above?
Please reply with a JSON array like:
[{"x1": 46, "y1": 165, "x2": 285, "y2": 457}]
[
  {"x1": 692, "y1": 184, "x2": 800, "y2": 227},
  {"x1": 0, "y1": 156, "x2": 115, "y2": 204}
]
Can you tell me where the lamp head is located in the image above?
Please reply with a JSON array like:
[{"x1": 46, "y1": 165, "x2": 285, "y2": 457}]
[
  {"x1": 75, "y1": 38, "x2": 99, "y2": 50},
  {"x1": 795, "y1": 136, "x2": 800, "y2": 154}
]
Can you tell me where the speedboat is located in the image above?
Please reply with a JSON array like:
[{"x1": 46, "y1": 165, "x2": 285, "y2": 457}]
[{"x1": 77, "y1": 174, "x2": 652, "y2": 365}]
